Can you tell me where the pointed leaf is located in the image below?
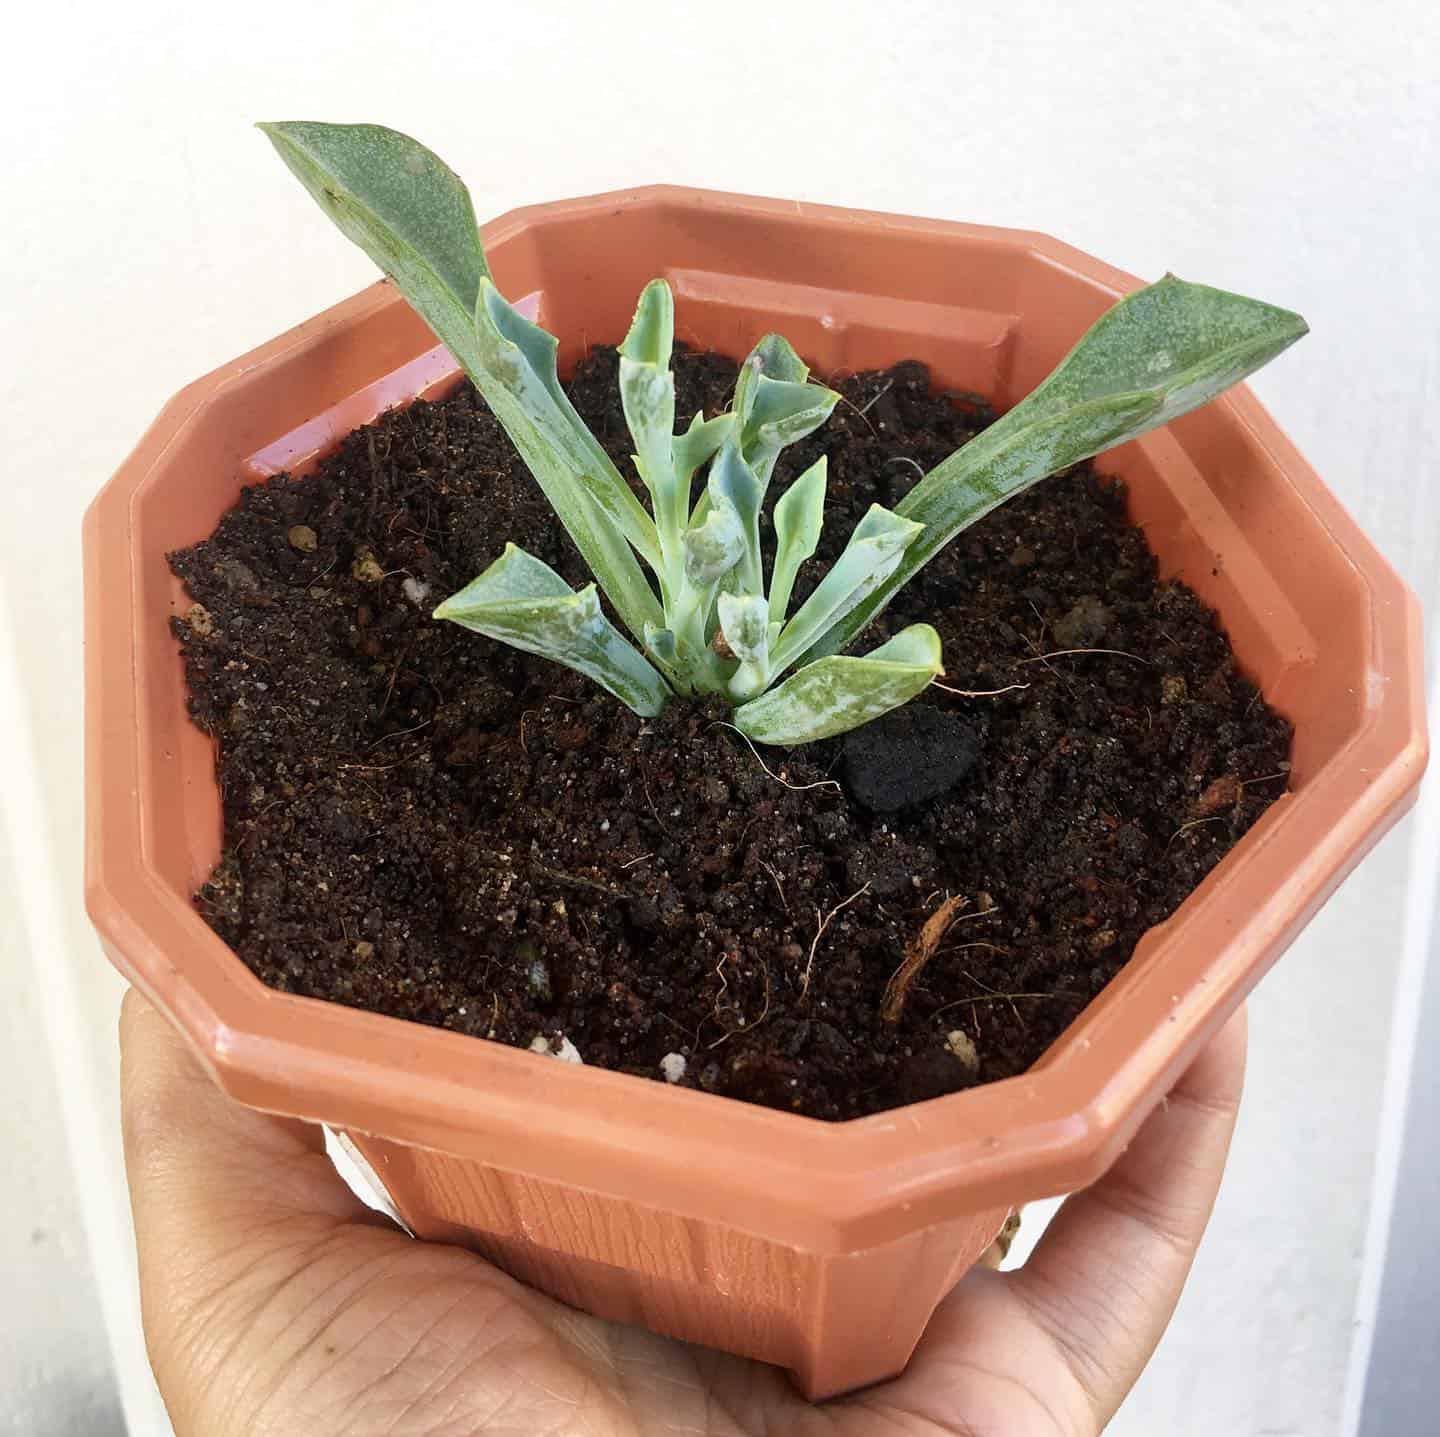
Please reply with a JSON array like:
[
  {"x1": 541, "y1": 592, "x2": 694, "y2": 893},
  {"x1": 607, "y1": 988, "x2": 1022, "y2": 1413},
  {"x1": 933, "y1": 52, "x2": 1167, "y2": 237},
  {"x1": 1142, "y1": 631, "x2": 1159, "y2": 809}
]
[
  {"x1": 477, "y1": 282, "x2": 662, "y2": 571},
  {"x1": 437, "y1": 542, "x2": 571, "y2": 602},
  {"x1": 734, "y1": 332, "x2": 810, "y2": 426},
  {"x1": 768, "y1": 456, "x2": 827, "y2": 623},
  {"x1": 674, "y1": 411, "x2": 735, "y2": 486},
  {"x1": 261, "y1": 121, "x2": 663, "y2": 644},
  {"x1": 734, "y1": 625, "x2": 943, "y2": 744},
  {"x1": 808, "y1": 275, "x2": 1308, "y2": 658},
  {"x1": 770, "y1": 503, "x2": 923, "y2": 673},
  {"x1": 730, "y1": 333, "x2": 834, "y2": 484},
  {"x1": 434, "y1": 545, "x2": 670, "y2": 716},
  {"x1": 672, "y1": 412, "x2": 735, "y2": 540},
  {"x1": 617, "y1": 280, "x2": 683, "y2": 563},
  {"x1": 618, "y1": 275, "x2": 674, "y2": 369},
  {"x1": 742, "y1": 376, "x2": 839, "y2": 483},
  {"x1": 259, "y1": 121, "x2": 489, "y2": 322}
]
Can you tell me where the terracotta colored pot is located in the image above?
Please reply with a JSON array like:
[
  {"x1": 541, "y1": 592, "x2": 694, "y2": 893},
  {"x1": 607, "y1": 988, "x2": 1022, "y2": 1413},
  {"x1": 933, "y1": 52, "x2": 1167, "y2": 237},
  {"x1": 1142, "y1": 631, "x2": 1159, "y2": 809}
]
[{"x1": 85, "y1": 187, "x2": 1427, "y2": 1399}]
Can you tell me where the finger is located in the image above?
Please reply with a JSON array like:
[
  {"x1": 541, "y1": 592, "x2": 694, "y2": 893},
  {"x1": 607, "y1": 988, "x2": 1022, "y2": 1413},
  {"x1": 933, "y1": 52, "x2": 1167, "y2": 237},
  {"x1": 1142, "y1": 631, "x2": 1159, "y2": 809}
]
[
  {"x1": 119, "y1": 987, "x2": 380, "y2": 1243},
  {"x1": 121, "y1": 988, "x2": 412, "y2": 1423},
  {"x1": 1006, "y1": 1007, "x2": 1248, "y2": 1425}
]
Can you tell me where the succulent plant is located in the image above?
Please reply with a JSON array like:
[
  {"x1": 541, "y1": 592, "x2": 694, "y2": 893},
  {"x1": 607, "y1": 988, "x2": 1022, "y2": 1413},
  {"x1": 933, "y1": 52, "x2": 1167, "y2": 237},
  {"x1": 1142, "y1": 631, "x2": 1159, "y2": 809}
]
[{"x1": 261, "y1": 121, "x2": 1307, "y2": 743}]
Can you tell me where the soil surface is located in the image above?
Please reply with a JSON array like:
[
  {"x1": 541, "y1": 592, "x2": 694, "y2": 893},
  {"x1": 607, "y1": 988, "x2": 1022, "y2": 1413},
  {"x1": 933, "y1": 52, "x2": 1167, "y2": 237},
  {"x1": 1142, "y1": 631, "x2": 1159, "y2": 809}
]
[{"x1": 170, "y1": 347, "x2": 1290, "y2": 1120}]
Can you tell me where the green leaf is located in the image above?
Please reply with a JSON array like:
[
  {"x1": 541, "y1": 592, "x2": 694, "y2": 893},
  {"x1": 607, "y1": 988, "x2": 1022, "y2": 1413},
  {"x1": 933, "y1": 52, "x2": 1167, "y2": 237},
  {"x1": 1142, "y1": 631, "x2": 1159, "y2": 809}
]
[
  {"x1": 717, "y1": 592, "x2": 771, "y2": 701},
  {"x1": 618, "y1": 280, "x2": 684, "y2": 565},
  {"x1": 672, "y1": 488, "x2": 746, "y2": 673},
  {"x1": 717, "y1": 592, "x2": 770, "y2": 666},
  {"x1": 640, "y1": 623, "x2": 692, "y2": 693},
  {"x1": 731, "y1": 334, "x2": 835, "y2": 485},
  {"x1": 617, "y1": 275, "x2": 673, "y2": 369},
  {"x1": 809, "y1": 275, "x2": 1308, "y2": 659},
  {"x1": 706, "y1": 440, "x2": 766, "y2": 594},
  {"x1": 259, "y1": 121, "x2": 489, "y2": 323},
  {"x1": 674, "y1": 411, "x2": 734, "y2": 488},
  {"x1": 768, "y1": 456, "x2": 827, "y2": 624},
  {"x1": 261, "y1": 120, "x2": 663, "y2": 645},
  {"x1": 644, "y1": 624, "x2": 680, "y2": 667},
  {"x1": 433, "y1": 545, "x2": 670, "y2": 717},
  {"x1": 733, "y1": 624, "x2": 943, "y2": 744},
  {"x1": 734, "y1": 333, "x2": 810, "y2": 427},
  {"x1": 467, "y1": 282, "x2": 664, "y2": 642},
  {"x1": 477, "y1": 283, "x2": 663, "y2": 572},
  {"x1": 745, "y1": 379, "x2": 839, "y2": 486},
  {"x1": 770, "y1": 503, "x2": 923, "y2": 673},
  {"x1": 682, "y1": 494, "x2": 745, "y2": 586}
]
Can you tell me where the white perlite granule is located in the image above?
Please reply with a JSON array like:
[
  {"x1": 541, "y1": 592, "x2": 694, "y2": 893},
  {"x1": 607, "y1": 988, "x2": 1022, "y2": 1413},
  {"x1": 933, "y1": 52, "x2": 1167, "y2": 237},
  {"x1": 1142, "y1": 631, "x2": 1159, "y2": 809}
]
[
  {"x1": 529, "y1": 1034, "x2": 584, "y2": 1064},
  {"x1": 945, "y1": 1029, "x2": 980, "y2": 1073}
]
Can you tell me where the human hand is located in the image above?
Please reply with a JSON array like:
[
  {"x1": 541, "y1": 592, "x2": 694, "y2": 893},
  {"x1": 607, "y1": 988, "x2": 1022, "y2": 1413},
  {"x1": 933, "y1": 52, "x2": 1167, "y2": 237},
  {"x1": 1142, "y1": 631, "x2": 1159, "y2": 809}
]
[{"x1": 121, "y1": 989, "x2": 1245, "y2": 1436}]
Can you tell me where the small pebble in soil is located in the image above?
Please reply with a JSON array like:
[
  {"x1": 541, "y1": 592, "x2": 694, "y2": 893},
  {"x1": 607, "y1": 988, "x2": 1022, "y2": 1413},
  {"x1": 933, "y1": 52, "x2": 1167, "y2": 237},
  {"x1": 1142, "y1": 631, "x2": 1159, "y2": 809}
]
[
  {"x1": 1052, "y1": 594, "x2": 1112, "y2": 648},
  {"x1": 287, "y1": 524, "x2": 318, "y2": 553},
  {"x1": 1192, "y1": 774, "x2": 1244, "y2": 816},
  {"x1": 184, "y1": 604, "x2": 214, "y2": 637},
  {"x1": 213, "y1": 557, "x2": 258, "y2": 592},
  {"x1": 843, "y1": 704, "x2": 980, "y2": 812},
  {"x1": 351, "y1": 547, "x2": 385, "y2": 584}
]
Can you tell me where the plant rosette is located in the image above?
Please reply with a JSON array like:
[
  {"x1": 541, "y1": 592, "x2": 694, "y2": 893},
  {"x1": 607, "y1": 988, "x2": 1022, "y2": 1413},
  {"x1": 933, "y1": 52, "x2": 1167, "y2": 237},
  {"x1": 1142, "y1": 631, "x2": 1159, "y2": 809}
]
[{"x1": 84, "y1": 126, "x2": 1427, "y2": 1397}]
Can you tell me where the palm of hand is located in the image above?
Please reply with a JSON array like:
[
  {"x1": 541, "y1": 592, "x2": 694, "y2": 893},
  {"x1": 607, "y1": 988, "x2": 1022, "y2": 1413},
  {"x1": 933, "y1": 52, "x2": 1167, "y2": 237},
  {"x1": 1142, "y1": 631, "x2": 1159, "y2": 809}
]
[{"x1": 122, "y1": 992, "x2": 1244, "y2": 1437}]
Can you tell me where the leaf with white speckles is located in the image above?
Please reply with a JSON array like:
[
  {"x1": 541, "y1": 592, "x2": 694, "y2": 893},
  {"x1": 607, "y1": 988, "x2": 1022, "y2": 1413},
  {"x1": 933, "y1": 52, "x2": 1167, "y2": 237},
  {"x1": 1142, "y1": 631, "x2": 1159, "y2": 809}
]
[{"x1": 808, "y1": 275, "x2": 1308, "y2": 659}]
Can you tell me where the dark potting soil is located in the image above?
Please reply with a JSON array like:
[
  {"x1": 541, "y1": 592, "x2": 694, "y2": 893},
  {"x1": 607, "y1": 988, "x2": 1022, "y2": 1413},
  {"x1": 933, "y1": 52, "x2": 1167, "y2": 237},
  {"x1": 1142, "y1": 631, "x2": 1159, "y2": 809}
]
[{"x1": 170, "y1": 346, "x2": 1290, "y2": 1120}]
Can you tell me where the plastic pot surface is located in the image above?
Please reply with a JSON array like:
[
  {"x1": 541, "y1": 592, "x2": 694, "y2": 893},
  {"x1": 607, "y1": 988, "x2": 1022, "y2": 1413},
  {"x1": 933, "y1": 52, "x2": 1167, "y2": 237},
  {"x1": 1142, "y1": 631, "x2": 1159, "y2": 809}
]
[{"x1": 85, "y1": 187, "x2": 1427, "y2": 1398}]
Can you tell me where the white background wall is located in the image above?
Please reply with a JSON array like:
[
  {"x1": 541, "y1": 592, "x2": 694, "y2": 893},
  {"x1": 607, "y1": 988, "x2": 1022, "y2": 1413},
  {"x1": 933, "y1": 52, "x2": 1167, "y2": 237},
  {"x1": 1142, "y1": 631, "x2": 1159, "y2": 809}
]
[{"x1": 3, "y1": 2, "x2": 1436, "y2": 1433}]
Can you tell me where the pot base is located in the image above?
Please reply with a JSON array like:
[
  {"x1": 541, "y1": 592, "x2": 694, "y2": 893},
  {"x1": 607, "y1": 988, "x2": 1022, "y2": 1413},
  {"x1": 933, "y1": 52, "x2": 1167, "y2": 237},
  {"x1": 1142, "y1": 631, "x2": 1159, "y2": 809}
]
[{"x1": 347, "y1": 1128, "x2": 1009, "y2": 1400}]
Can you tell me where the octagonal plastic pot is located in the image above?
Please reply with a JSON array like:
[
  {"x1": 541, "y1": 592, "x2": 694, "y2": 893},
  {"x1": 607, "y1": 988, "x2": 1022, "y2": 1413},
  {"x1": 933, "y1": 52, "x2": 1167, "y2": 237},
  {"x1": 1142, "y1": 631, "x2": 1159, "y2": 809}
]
[{"x1": 84, "y1": 186, "x2": 1427, "y2": 1400}]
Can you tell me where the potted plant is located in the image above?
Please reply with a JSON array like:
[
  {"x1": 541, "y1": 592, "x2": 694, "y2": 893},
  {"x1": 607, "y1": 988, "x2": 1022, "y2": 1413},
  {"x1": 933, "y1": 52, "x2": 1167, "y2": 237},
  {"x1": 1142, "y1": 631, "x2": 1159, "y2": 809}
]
[{"x1": 85, "y1": 123, "x2": 1427, "y2": 1399}]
